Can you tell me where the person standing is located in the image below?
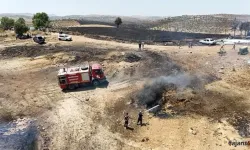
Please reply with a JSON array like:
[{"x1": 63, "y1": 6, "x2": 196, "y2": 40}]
[
  {"x1": 124, "y1": 113, "x2": 130, "y2": 129},
  {"x1": 178, "y1": 41, "x2": 181, "y2": 49},
  {"x1": 137, "y1": 111, "x2": 143, "y2": 126},
  {"x1": 220, "y1": 44, "x2": 225, "y2": 51},
  {"x1": 139, "y1": 41, "x2": 142, "y2": 50},
  {"x1": 219, "y1": 43, "x2": 225, "y2": 55},
  {"x1": 233, "y1": 43, "x2": 236, "y2": 50}
]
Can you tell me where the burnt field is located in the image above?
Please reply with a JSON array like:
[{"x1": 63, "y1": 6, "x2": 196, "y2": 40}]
[
  {"x1": 64, "y1": 26, "x2": 228, "y2": 43},
  {"x1": 1, "y1": 31, "x2": 250, "y2": 149}
]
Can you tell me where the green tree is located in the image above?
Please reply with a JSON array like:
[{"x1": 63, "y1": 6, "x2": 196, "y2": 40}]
[
  {"x1": 16, "y1": 18, "x2": 26, "y2": 24},
  {"x1": 239, "y1": 22, "x2": 244, "y2": 36},
  {"x1": 114, "y1": 17, "x2": 122, "y2": 28},
  {"x1": 0, "y1": 17, "x2": 15, "y2": 30},
  {"x1": 231, "y1": 18, "x2": 239, "y2": 37},
  {"x1": 240, "y1": 22, "x2": 250, "y2": 36},
  {"x1": 243, "y1": 22, "x2": 250, "y2": 36},
  {"x1": 14, "y1": 18, "x2": 29, "y2": 35},
  {"x1": 32, "y1": 12, "x2": 50, "y2": 29}
]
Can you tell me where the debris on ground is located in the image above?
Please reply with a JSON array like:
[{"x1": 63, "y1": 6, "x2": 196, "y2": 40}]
[
  {"x1": 124, "y1": 52, "x2": 142, "y2": 63},
  {"x1": 189, "y1": 127, "x2": 198, "y2": 135},
  {"x1": 218, "y1": 70, "x2": 224, "y2": 74},
  {"x1": 141, "y1": 137, "x2": 149, "y2": 142},
  {"x1": 228, "y1": 114, "x2": 250, "y2": 137},
  {"x1": 232, "y1": 67, "x2": 236, "y2": 72},
  {"x1": 238, "y1": 46, "x2": 248, "y2": 55}
]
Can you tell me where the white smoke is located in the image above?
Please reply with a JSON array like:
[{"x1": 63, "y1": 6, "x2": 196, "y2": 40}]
[{"x1": 137, "y1": 73, "x2": 197, "y2": 107}]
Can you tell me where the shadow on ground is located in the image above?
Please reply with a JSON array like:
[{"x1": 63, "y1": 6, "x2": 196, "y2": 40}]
[{"x1": 63, "y1": 81, "x2": 110, "y2": 93}]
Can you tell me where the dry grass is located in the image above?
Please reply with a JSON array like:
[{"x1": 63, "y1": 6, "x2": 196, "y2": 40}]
[
  {"x1": 1, "y1": 33, "x2": 250, "y2": 150},
  {"x1": 0, "y1": 33, "x2": 8, "y2": 37},
  {"x1": 0, "y1": 108, "x2": 15, "y2": 122},
  {"x1": 153, "y1": 15, "x2": 232, "y2": 34},
  {"x1": 45, "y1": 54, "x2": 56, "y2": 60},
  {"x1": 31, "y1": 30, "x2": 44, "y2": 35}
]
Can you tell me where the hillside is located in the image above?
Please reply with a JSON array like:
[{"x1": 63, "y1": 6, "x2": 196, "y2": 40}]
[
  {"x1": 213, "y1": 14, "x2": 250, "y2": 21},
  {"x1": 0, "y1": 13, "x2": 162, "y2": 22},
  {"x1": 152, "y1": 14, "x2": 250, "y2": 34},
  {"x1": 2, "y1": 13, "x2": 250, "y2": 34}
]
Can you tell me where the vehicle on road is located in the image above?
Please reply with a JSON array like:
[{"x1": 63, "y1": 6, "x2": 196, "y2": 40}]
[
  {"x1": 199, "y1": 38, "x2": 217, "y2": 45},
  {"x1": 57, "y1": 62, "x2": 106, "y2": 90},
  {"x1": 33, "y1": 35, "x2": 45, "y2": 44},
  {"x1": 58, "y1": 33, "x2": 72, "y2": 41}
]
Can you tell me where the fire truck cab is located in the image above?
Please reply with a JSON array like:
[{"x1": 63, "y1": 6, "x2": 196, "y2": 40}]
[{"x1": 57, "y1": 62, "x2": 106, "y2": 90}]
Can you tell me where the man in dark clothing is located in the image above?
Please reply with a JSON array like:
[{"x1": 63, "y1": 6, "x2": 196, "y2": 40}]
[
  {"x1": 124, "y1": 113, "x2": 129, "y2": 128},
  {"x1": 139, "y1": 41, "x2": 142, "y2": 50},
  {"x1": 233, "y1": 43, "x2": 236, "y2": 50},
  {"x1": 178, "y1": 41, "x2": 181, "y2": 49},
  {"x1": 137, "y1": 111, "x2": 143, "y2": 126}
]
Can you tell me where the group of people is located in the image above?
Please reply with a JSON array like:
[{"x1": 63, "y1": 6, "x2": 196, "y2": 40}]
[
  {"x1": 177, "y1": 41, "x2": 193, "y2": 49},
  {"x1": 124, "y1": 111, "x2": 143, "y2": 129},
  {"x1": 188, "y1": 42, "x2": 193, "y2": 48},
  {"x1": 220, "y1": 42, "x2": 236, "y2": 52}
]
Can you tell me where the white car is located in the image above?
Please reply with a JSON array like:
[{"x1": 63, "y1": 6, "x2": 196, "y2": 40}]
[
  {"x1": 58, "y1": 33, "x2": 72, "y2": 41},
  {"x1": 199, "y1": 38, "x2": 216, "y2": 45}
]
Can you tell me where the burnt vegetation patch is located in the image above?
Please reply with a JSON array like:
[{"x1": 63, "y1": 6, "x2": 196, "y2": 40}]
[
  {"x1": 136, "y1": 72, "x2": 250, "y2": 137},
  {"x1": 1, "y1": 45, "x2": 107, "y2": 59},
  {"x1": 124, "y1": 52, "x2": 142, "y2": 63},
  {"x1": 141, "y1": 50, "x2": 183, "y2": 78}
]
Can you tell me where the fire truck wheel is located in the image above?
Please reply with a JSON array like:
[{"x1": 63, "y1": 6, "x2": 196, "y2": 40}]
[
  {"x1": 92, "y1": 80, "x2": 100, "y2": 86},
  {"x1": 68, "y1": 84, "x2": 76, "y2": 90}
]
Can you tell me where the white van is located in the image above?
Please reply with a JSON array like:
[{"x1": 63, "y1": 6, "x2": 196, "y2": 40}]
[
  {"x1": 199, "y1": 38, "x2": 216, "y2": 45},
  {"x1": 58, "y1": 33, "x2": 72, "y2": 41}
]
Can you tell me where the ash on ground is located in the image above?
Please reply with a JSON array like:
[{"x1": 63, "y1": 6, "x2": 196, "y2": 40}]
[
  {"x1": 0, "y1": 118, "x2": 38, "y2": 150},
  {"x1": 124, "y1": 52, "x2": 142, "y2": 63}
]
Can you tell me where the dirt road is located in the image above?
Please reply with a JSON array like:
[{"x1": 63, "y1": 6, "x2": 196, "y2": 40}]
[{"x1": 1, "y1": 34, "x2": 250, "y2": 150}]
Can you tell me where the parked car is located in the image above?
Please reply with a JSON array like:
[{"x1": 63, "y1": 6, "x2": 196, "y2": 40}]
[
  {"x1": 33, "y1": 35, "x2": 45, "y2": 44},
  {"x1": 16, "y1": 34, "x2": 32, "y2": 40},
  {"x1": 238, "y1": 46, "x2": 249, "y2": 55},
  {"x1": 58, "y1": 33, "x2": 72, "y2": 41},
  {"x1": 246, "y1": 36, "x2": 250, "y2": 40},
  {"x1": 199, "y1": 38, "x2": 217, "y2": 45}
]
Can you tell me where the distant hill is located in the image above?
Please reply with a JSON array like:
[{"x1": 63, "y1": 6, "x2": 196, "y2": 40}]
[
  {"x1": 0, "y1": 13, "x2": 162, "y2": 28},
  {"x1": 1, "y1": 13, "x2": 250, "y2": 34},
  {"x1": 0, "y1": 13, "x2": 33, "y2": 17},
  {"x1": 152, "y1": 14, "x2": 250, "y2": 34},
  {"x1": 0, "y1": 13, "x2": 162, "y2": 22},
  {"x1": 213, "y1": 14, "x2": 250, "y2": 21}
]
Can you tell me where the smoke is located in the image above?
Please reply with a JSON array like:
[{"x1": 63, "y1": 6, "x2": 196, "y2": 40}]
[{"x1": 137, "y1": 73, "x2": 198, "y2": 107}]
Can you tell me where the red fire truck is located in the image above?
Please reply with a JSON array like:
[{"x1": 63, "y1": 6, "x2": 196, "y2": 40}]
[{"x1": 57, "y1": 62, "x2": 106, "y2": 90}]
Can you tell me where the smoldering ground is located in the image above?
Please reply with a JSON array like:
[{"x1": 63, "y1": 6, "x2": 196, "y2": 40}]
[
  {"x1": 136, "y1": 73, "x2": 203, "y2": 107},
  {"x1": 136, "y1": 72, "x2": 250, "y2": 137}
]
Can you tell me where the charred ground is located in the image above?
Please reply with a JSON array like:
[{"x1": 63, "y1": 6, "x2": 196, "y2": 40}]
[{"x1": 0, "y1": 33, "x2": 250, "y2": 149}]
